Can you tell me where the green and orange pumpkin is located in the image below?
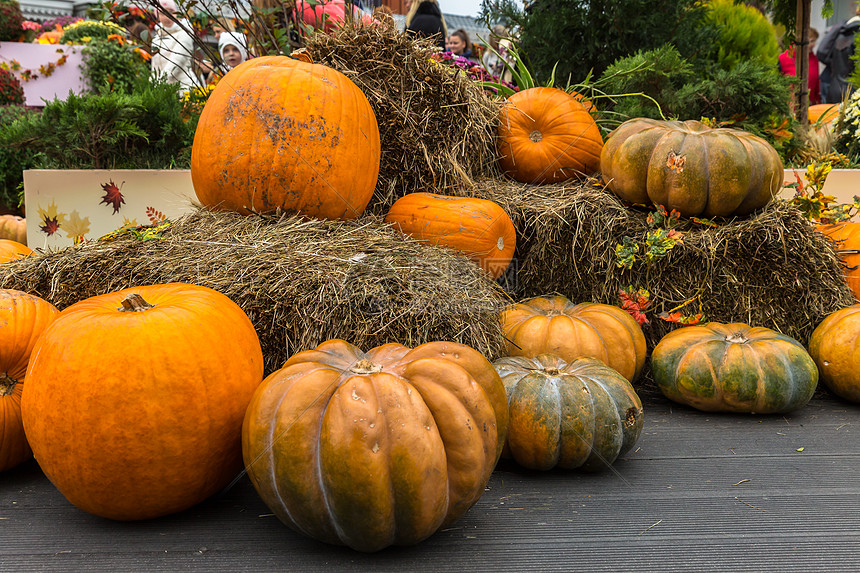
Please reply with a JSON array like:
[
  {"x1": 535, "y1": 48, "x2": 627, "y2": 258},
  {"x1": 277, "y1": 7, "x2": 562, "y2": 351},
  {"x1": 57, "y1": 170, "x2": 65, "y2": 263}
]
[
  {"x1": 22, "y1": 283, "x2": 264, "y2": 520},
  {"x1": 651, "y1": 322, "x2": 817, "y2": 413},
  {"x1": 497, "y1": 87, "x2": 603, "y2": 184},
  {"x1": 191, "y1": 55, "x2": 381, "y2": 220},
  {"x1": 494, "y1": 354, "x2": 643, "y2": 471},
  {"x1": 499, "y1": 295, "x2": 647, "y2": 383},
  {"x1": 242, "y1": 339, "x2": 508, "y2": 552},
  {"x1": 384, "y1": 193, "x2": 517, "y2": 279},
  {"x1": 600, "y1": 118, "x2": 783, "y2": 218},
  {"x1": 808, "y1": 305, "x2": 860, "y2": 403}
]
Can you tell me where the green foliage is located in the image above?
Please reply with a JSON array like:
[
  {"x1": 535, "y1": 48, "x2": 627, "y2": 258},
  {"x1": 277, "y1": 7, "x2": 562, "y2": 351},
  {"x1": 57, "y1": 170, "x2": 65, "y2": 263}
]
[
  {"x1": 59, "y1": 19, "x2": 125, "y2": 44},
  {"x1": 600, "y1": 44, "x2": 695, "y2": 119},
  {"x1": 703, "y1": 0, "x2": 781, "y2": 71},
  {"x1": 0, "y1": 105, "x2": 41, "y2": 210},
  {"x1": 0, "y1": 0, "x2": 23, "y2": 42},
  {"x1": 0, "y1": 67, "x2": 24, "y2": 105},
  {"x1": 83, "y1": 39, "x2": 150, "y2": 94},
  {"x1": 0, "y1": 79, "x2": 198, "y2": 170},
  {"x1": 850, "y1": 31, "x2": 860, "y2": 89},
  {"x1": 495, "y1": 0, "x2": 713, "y2": 85}
]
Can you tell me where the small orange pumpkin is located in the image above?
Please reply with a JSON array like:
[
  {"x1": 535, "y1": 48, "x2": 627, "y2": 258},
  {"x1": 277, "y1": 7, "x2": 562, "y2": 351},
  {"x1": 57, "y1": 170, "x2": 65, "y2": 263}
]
[
  {"x1": 0, "y1": 290, "x2": 59, "y2": 472},
  {"x1": 191, "y1": 55, "x2": 381, "y2": 220},
  {"x1": 242, "y1": 339, "x2": 509, "y2": 552},
  {"x1": 808, "y1": 305, "x2": 860, "y2": 402},
  {"x1": 0, "y1": 240, "x2": 32, "y2": 264},
  {"x1": 22, "y1": 283, "x2": 264, "y2": 520},
  {"x1": 0, "y1": 216, "x2": 26, "y2": 245},
  {"x1": 808, "y1": 103, "x2": 839, "y2": 125},
  {"x1": 384, "y1": 193, "x2": 517, "y2": 279},
  {"x1": 817, "y1": 222, "x2": 860, "y2": 300},
  {"x1": 499, "y1": 295, "x2": 647, "y2": 382},
  {"x1": 497, "y1": 87, "x2": 604, "y2": 184}
]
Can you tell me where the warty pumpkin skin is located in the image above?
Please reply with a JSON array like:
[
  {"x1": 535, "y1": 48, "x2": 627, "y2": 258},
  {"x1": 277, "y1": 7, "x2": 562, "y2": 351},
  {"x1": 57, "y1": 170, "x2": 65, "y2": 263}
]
[
  {"x1": 0, "y1": 215, "x2": 27, "y2": 245},
  {"x1": 21, "y1": 283, "x2": 264, "y2": 520},
  {"x1": 497, "y1": 86, "x2": 604, "y2": 184},
  {"x1": 651, "y1": 322, "x2": 817, "y2": 414},
  {"x1": 384, "y1": 193, "x2": 517, "y2": 279},
  {"x1": 241, "y1": 339, "x2": 508, "y2": 552},
  {"x1": 0, "y1": 239, "x2": 32, "y2": 264},
  {"x1": 191, "y1": 56, "x2": 381, "y2": 220},
  {"x1": 816, "y1": 222, "x2": 860, "y2": 300},
  {"x1": 600, "y1": 118, "x2": 784, "y2": 218},
  {"x1": 499, "y1": 295, "x2": 647, "y2": 383},
  {"x1": 0, "y1": 290, "x2": 59, "y2": 472},
  {"x1": 808, "y1": 305, "x2": 860, "y2": 402},
  {"x1": 494, "y1": 354, "x2": 643, "y2": 472}
]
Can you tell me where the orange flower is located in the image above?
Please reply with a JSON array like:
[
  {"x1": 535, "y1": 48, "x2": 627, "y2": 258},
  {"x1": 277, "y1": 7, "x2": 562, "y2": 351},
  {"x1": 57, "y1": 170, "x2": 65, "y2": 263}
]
[{"x1": 107, "y1": 33, "x2": 125, "y2": 45}]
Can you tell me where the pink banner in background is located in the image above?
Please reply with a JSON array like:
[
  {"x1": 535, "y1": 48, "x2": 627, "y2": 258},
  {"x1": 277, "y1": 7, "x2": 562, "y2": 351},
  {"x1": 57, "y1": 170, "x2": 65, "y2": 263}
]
[{"x1": 0, "y1": 41, "x2": 88, "y2": 106}]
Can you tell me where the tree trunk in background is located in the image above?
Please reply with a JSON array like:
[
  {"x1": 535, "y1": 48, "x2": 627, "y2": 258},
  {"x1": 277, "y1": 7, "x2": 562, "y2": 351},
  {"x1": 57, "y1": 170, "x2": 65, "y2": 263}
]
[{"x1": 795, "y1": 0, "x2": 812, "y2": 132}]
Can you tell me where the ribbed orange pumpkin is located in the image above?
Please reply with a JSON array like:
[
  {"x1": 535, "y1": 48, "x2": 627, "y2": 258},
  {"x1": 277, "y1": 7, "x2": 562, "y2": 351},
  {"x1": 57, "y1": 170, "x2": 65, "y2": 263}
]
[
  {"x1": 808, "y1": 305, "x2": 860, "y2": 402},
  {"x1": 601, "y1": 118, "x2": 784, "y2": 218},
  {"x1": 497, "y1": 87, "x2": 604, "y2": 184},
  {"x1": 191, "y1": 55, "x2": 381, "y2": 220},
  {"x1": 499, "y1": 295, "x2": 647, "y2": 382},
  {"x1": 817, "y1": 222, "x2": 860, "y2": 300},
  {"x1": 242, "y1": 339, "x2": 508, "y2": 552},
  {"x1": 0, "y1": 216, "x2": 26, "y2": 245},
  {"x1": 22, "y1": 283, "x2": 264, "y2": 520},
  {"x1": 384, "y1": 193, "x2": 517, "y2": 279},
  {"x1": 0, "y1": 240, "x2": 32, "y2": 264},
  {"x1": 0, "y1": 290, "x2": 59, "y2": 472}
]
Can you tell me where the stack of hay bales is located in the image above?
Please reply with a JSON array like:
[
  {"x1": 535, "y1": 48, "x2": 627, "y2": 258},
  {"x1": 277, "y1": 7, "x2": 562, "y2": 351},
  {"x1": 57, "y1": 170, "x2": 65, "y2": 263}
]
[{"x1": 0, "y1": 20, "x2": 852, "y2": 382}]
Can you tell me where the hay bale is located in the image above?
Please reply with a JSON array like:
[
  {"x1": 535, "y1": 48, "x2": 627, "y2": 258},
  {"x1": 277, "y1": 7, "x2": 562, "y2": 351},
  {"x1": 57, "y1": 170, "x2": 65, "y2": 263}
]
[
  {"x1": 470, "y1": 177, "x2": 855, "y2": 351},
  {"x1": 304, "y1": 21, "x2": 501, "y2": 213},
  {"x1": 0, "y1": 209, "x2": 508, "y2": 374}
]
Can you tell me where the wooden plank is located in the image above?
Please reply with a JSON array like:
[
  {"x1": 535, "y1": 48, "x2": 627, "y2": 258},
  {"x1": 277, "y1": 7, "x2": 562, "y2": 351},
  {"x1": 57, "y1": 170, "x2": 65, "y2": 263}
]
[{"x1": 3, "y1": 393, "x2": 860, "y2": 571}]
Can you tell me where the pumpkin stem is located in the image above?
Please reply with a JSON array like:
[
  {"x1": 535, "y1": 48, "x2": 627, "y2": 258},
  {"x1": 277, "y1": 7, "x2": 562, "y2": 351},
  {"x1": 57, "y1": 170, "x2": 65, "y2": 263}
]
[
  {"x1": 118, "y1": 293, "x2": 155, "y2": 312},
  {"x1": 725, "y1": 333, "x2": 749, "y2": 344},
  {"x1": 349, "y1": 359, "x2": 383, "y2": 374},
  {"x1": 0, "y1": 372, "x2": 17, "y2": 396},
  {"x1": 529, "y1": 130, "x2": 543, "y2": 143}
]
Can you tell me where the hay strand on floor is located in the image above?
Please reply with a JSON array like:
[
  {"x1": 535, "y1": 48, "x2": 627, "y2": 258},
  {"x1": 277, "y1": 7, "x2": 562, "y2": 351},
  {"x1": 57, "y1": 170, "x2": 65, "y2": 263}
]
[{"x1": 0, "y1": 209, "x2": 509, "y2": 374}]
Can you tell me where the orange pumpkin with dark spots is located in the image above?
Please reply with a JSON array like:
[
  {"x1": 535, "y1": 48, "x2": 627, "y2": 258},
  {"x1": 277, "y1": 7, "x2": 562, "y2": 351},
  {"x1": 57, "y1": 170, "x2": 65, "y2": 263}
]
[{"x1": 191, "y1": 56, "x2": 381, "y2": 220}]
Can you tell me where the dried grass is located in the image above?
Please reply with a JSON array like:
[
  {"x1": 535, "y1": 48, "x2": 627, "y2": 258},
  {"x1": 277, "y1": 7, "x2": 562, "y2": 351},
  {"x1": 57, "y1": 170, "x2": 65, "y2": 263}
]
[
  {"x1": 0, "y1": 208, "x2": 509, "y2": 374},
  {"x1": 468, "y1": 177, "x2": 855, "y2": 355}
]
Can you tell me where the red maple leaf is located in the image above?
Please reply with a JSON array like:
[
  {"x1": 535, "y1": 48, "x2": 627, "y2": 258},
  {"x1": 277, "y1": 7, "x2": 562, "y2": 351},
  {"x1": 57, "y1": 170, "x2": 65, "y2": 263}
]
[
  {"x1": 39, "y1": 216, "x2": 60, "y2": 236},
  {"x1": 100, "y1": 180, "x2": 125, "y2": 214}
]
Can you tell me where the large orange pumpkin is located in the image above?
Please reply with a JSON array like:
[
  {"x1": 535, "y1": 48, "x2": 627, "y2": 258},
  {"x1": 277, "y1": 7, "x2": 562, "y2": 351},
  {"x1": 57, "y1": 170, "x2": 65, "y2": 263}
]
[
  {"x1": 600, "y1": 118, "x2": 784, "y2": 218},
  {"x1": 497, "y1": 87, "x2": 604, "y2": 184},
  {"x1": 242, "y1": 339, "x2": 508, "y2": 552},
  {"x1": 808, "y1": 305, "x2": 860, "y2": 402},
  {"x1": 0, "y1": 240, "x2": 32, "y2": 264},
  {"x1": 499, "y1": 295, "x2": 647, "y2": 383},
  {"x1": 22, "y1": 283, "x2": 264, "y2": 520},
  {"x1": 191, "y1": 55, "x2": 381, "y2": 220},
  {"x1": 0, "y1": 290, "x2": 59, "y2": 472},
  {"x1": 817, "y1": 222, "x2": 860, "y2": 300},
  {"x1": 0, "y1": 216, "x2": 27, "y2": 245},
  {"x1": 384, "y1": 193, "x2": 517, "y2": 279}
]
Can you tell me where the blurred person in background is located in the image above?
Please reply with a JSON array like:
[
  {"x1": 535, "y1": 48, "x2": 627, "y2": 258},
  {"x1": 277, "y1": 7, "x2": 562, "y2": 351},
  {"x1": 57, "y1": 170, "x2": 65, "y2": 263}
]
[{"x1": 404, "y1": 0, "x2": 447, "y2": 50}]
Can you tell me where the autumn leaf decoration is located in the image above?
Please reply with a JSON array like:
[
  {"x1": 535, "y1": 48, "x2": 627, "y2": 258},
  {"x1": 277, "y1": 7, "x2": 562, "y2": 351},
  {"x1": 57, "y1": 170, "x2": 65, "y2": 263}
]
[
  {"x1": 100, "y1": 180, "x2": 125, "y2": 214},
  {"x1": 619, "y1": 287, "x2": 651, "y2": 325},
  {"x1": 146, "y1": 206, "x2": 167, "y2": 224},
  {"x1": 658, "y1": 294, "x2": 704, "y2": 326}
]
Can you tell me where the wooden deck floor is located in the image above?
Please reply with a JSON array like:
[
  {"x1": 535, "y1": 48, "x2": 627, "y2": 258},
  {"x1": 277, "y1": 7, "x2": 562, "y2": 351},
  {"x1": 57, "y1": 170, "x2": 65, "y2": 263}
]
[{"x1": 4, "y1": 390, "x2": 860, "y2": 572}]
